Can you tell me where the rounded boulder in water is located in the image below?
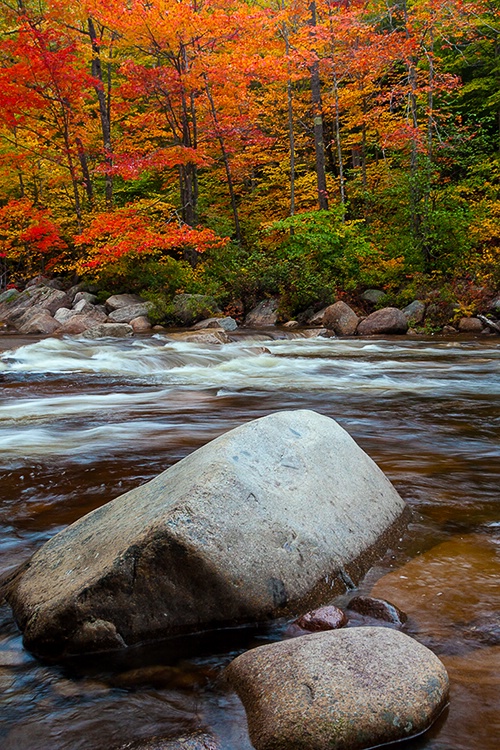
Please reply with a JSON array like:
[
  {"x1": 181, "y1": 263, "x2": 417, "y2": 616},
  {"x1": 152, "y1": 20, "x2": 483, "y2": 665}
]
[
  {"x1": 5, "y1": 410, "x2": 407, "y2": 657},
  {"x1": 225, "y1": 628, "x2": 449, "y2": 750}
]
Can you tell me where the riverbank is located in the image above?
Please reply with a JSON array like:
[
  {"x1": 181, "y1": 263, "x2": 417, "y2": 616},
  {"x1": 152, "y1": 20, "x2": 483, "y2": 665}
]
[{"x1": 1, "y1": 276, "x2": 500, "y2": 340}]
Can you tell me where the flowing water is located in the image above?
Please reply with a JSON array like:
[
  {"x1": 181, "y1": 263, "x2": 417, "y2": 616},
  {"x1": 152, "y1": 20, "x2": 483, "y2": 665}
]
[{"x1": 0, "y1": 332, "x2": 499, "y2": 750}]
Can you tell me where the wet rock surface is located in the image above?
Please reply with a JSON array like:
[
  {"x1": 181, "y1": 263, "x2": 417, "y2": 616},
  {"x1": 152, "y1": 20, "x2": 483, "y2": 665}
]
[
  {"x1": 119, "y1": 732, "x2": 220, "y2": 750},
  {"x1": 226, "y1": 627, "x2": 449, "y2": 750},
  {"x1": 345, "y1": 595, "x2": 407, "y2": 627},
  {"x1": 295, "y1": 605, "x2": 347, "y2": 632},
  {"x1": 5, "y1": 410, "x2": 406, "y2": 657}
]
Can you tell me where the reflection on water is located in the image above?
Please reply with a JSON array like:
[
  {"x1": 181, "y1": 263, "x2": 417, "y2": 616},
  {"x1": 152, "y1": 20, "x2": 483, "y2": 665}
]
[{"x1": 1, "y1": 333, "x2": 499, "y2": 749}]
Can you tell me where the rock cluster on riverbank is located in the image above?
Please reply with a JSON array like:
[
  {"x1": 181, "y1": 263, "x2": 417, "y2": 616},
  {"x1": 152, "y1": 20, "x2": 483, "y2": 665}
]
[{"x1": 1, "y1": 276, "x2": 498, "y2": 338}]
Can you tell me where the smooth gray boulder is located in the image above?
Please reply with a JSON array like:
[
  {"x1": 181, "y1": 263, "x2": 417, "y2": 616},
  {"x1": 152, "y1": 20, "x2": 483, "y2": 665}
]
[
  {"x1": 54, "y1": 307, "x2": 75, "y2": 325},
  {"x1": 192, "y1": 317, "x2": 238, "y2": 331},
  {"x1": 244, "y1": 299, "x2": 279, "y2": 327},
  {"x1": 82, "y1": 323, "x2": 134, "y2": 338},
  {"x1": 72, "y1": 298, "x2": 96, "y2": 314},
  {"x1": 226, "y1": 628, "x2": 449, "y2": 750},
  {"x1": 73, "y1": 291, "x2": 98, "y2": 306},
  {"x1": 307, "y1": 307, "x2": 329, "y2": 326},
  {"x1": 403, "y1": 300, "x2": 426, "y2": 324},
  {"x1": 323, "y1": 301, "x2": 359, "y2": 336},
  {"x1": 5, "y1": 410, "x2": 407, "y2": 657},
  {"x1": 105, "y1": 294, "x2": 145, "y2": 312},
  {"x1": 167, "y1": 329, "x2": 230, "y2": 344},
  {"x1": 108, "y1": 303, "x2": 153, "y2": 323},
  {"x1": 357, "y1": 307, "x2": 408, "y2": 336},
  {"x1": 130, "y1": 316, "x2": 152, "y2": 333}
]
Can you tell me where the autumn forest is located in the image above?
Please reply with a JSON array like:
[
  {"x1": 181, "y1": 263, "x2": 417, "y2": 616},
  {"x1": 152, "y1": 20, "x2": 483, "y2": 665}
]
[{"x1": 0, "y1": 0, "x2": 499, "y2": 320}]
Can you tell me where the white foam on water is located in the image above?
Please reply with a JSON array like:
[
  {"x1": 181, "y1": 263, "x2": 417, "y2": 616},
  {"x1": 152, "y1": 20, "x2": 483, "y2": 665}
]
[{"x1": 0, "y1": 420, "x2": 180, "y2": 460}]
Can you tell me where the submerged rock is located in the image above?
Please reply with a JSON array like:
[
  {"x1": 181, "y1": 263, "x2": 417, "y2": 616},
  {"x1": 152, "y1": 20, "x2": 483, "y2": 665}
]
[
  {"x1": 345, "y1": 595, "x2": 407, "y2": 627},
  {"x1": 5, "y1": 410, "x2": 407, "y2": 657},
  {"x1": 295, "y1": 605, "x2": 347, "y2": 632},
  {"x1": 226, "y1": 627, "x2": 449, "y2": 750},
  {"x1": 370, "y1": 534, "x2": 500, "y2": 651}
]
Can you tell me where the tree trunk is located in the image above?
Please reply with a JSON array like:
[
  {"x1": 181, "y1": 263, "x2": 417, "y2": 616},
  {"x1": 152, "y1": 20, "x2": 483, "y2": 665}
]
[
  {"x1": 88, "y1": 17, "x2": 113, "y2": 208},
  {"x1": 204, "y1": 75, "x2": 242, "y2": 243},
  {"x1": 309, "y1": 2, "x2": 329, "y2": 210},
  {"x1": 76, "y1": 137, "x2": 93, "y2": 205}
]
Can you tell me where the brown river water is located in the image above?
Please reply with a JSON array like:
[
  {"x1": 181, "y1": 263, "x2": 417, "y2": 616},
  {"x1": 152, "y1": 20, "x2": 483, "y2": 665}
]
[{"x1": 0, "y1": 332, "x2": 499, "y2": 750}]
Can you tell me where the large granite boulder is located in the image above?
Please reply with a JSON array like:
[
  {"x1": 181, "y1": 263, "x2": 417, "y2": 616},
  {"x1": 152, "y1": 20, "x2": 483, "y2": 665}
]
[
  {"x1": 0, "y1": 285, "x2": 71, "y2": 327},
  {"x1": 105, "y1": 294, "x2": 145, "y2": 312},
  {"x1": 58, "y1": 308, "x2": 108, "y2": 334},
  {"x1": 244, "y1": 299, "x2": 279, "y2": 327},
  {"x1": 403, "y1": 300, "x2": 426, "y2": 324},
  {"x1": 166, "y1": 329, "x2": 230, "y2": 345},
  {"x1": 323, "y1": 301, "x2": 359, "y2": 336},
  {"x1": 5, "y1": 410, "x2": 407, "y2": 657},
  {"x1": 357, "y1": 307, "x2": 408, "y2": 336},
  {"x1": 458, "y1": 317, "x2": 483, "y2": 333},
  {"x1": 192, "y1": 317, "x2": 238, "y2": 331},
  {"x1": 82, "y1": 323, "x2": 134, "y2": 338},
  {"x1": 226, "y1": 628, "x2": 449, "y2": 750},
  {"x1": 108, "y1": 303, "x2": 153, "y2": 323},
  {"x1": 17, "y1": 310, "x2": 60, "y2": 335},
  {"x1": 130, "y1": 316, "x2": 152, "y2": 333}
]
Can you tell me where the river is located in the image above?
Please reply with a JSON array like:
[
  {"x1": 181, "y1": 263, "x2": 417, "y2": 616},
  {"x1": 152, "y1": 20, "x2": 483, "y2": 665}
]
[{"x1": 0, "y1": 332, "x2": 499, "y2": 750}]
